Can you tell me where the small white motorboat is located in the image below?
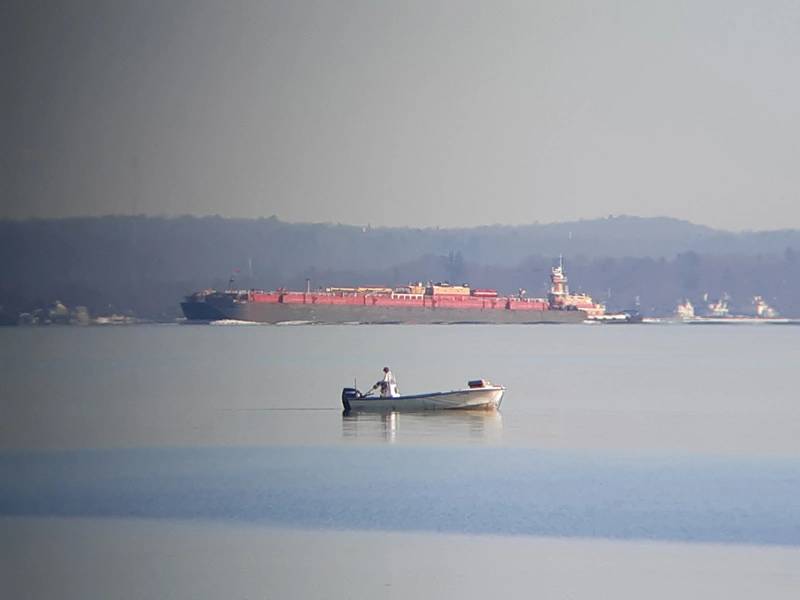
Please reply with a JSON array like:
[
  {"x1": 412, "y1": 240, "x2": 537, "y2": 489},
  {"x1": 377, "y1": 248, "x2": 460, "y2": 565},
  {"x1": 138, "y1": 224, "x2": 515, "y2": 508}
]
[{"x1": 341, "y1": 379, "x2": 505, "y2": 413}]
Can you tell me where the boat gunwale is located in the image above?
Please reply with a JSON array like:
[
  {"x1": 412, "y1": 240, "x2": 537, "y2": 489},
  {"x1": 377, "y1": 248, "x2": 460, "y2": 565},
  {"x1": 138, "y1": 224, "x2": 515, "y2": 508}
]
[{"x1": 356, "y1": 386, "x2": 505, "y2": 402}]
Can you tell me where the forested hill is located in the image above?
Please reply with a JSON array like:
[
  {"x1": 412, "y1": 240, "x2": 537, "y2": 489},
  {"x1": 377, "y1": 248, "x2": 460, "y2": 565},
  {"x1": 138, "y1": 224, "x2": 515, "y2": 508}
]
[{"x1": 2, "y1": 215, "x2": 800, "y2": 319}]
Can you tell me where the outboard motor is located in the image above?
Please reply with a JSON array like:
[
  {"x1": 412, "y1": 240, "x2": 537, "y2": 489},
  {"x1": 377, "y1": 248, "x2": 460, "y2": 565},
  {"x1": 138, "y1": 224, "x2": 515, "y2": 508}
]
[{"x1": 341, "y1": 387, "x2": 361, "y2": 413}]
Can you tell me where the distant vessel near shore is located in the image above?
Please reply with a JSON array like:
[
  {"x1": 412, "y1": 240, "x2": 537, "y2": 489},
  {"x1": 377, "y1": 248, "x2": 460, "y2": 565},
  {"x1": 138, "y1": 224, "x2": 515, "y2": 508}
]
[
  {"x1": 675, "y1": 295, "x2": 796, "y2": 324},
  {"x1": 181, "y1": 261, "x2": 606, "y2": 324}
]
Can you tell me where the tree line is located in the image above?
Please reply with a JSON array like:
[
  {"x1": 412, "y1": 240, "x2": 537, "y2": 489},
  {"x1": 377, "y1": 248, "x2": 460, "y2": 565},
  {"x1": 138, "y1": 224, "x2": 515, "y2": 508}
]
[{"x1": 1, "y1": 215, "x2": 799, "y2": 319}]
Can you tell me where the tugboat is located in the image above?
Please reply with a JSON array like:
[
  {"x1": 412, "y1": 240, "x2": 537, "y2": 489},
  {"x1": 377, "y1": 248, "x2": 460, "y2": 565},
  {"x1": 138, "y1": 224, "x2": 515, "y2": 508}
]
[
  {"x1": 675, "y1": 299, "x2": 695, "y2": 321},
  {"x1": 706, "y1": 294, "x2": 732, "y2": 318},
  {"x1": 753, "y1": 296, "x2": 779, "y2": 318},
  {"x1": 547, "y1": 259, "x2": 606, "y2": 318}
]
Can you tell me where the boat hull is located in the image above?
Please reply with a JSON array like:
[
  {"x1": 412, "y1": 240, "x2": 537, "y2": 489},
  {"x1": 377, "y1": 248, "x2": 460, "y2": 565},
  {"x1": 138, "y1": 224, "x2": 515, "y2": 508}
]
[{"x1": 342, "y1": 386, "x2": 505, "y2": 413}]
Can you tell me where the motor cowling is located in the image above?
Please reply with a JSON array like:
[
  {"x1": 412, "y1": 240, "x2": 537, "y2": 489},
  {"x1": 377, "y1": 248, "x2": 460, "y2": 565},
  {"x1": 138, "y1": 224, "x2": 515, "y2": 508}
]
[{"x1": 341, "y1": 387, "x2": 362, "y2": 412}]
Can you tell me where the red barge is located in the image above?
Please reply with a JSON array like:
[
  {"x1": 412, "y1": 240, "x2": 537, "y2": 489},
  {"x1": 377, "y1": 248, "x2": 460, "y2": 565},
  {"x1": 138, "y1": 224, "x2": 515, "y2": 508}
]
[{"x1": 181, "y1": 262, "x2": 605, "y2": 324}]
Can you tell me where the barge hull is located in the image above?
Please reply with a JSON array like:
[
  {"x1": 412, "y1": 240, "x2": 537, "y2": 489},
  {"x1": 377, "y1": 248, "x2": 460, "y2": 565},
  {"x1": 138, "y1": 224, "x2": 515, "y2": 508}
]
[{"x1": 181, "y1": 300, "x2": 585, "y2": 324}]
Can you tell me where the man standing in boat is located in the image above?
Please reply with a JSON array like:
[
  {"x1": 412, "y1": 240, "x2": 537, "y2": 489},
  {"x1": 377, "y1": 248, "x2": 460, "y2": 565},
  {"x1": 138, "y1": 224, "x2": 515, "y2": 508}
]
[{"x1": 372, "y1": 366, "x2": 399, "y2": 398}]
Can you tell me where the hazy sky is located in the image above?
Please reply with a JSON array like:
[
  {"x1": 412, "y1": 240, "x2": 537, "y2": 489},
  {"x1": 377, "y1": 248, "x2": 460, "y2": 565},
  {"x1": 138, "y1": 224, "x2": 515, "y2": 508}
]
[{"x1": 4, "y1": 1, "x2": 800, "y2": 230}]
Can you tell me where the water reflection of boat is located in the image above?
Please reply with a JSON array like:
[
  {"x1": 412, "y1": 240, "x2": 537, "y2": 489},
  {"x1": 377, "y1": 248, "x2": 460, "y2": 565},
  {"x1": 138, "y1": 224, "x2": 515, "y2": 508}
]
[
  {"x1": 341, "y1": 410, "x2": 504, "y2": 443},
  {"x1": 341, "y1": 381, "x2": 504, "y2": 413}
]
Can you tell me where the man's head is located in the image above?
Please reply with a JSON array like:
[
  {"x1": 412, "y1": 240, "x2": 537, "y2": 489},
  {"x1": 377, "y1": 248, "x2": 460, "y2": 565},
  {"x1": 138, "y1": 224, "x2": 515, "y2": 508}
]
[{"x1": 383, "y1": 366, "x2": 390, "y2": 373}]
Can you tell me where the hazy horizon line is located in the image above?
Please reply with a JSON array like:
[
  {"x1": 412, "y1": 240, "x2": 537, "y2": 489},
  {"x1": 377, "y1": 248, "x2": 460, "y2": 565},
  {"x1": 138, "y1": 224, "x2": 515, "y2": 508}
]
[{"x1": 3, "y1": 212, "x2": 796, "y2": 235}]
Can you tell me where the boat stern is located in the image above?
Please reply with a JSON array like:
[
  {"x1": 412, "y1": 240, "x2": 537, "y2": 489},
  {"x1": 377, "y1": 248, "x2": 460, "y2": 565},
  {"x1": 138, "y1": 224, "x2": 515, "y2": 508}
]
[{"x1": 341, "y1": 387, "x2": 362, "y2": 413}]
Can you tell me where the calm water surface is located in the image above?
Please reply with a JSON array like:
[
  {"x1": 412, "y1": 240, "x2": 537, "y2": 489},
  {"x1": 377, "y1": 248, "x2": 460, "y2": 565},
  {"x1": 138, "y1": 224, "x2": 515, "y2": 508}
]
[{"x1": 2, "y1": 324, "x2": 800, "y2": 598}]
